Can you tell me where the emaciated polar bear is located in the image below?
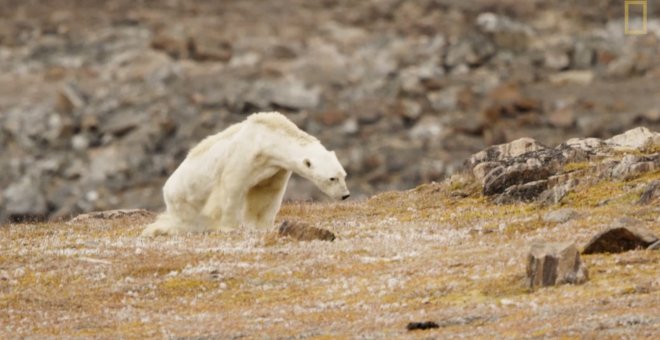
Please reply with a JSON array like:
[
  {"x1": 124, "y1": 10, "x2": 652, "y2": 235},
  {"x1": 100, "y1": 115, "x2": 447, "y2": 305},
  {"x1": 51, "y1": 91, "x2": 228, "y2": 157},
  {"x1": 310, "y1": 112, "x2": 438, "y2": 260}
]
[{"x1": 142, "y1": 111, "x2": 350, "y2": 236}]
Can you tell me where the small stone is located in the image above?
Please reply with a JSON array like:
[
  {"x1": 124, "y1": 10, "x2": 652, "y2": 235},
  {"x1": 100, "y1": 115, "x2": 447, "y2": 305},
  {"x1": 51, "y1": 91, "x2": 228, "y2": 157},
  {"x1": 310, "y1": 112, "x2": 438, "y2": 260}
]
[
  {"x1": 543, "y1": 208, "x2": 579, "y2": 223},
  {"x1": 526, "y1": 242, "x2": 588, "y2": 288},
  {"x1": 277, "y1": 220, "x2": 335, "y2": 242},
  {"x1": 544, "y1": 50, "x2": 570, "y2": 70},
  {"x1": 318, "y1": 110, "x2": 347, "y2": 126},
  {"x1": 583, "y1": 226, "x2": 658, "y2": 254},
  {"x1": 548, "y1": 70, "x2": 594, "y2": 85},
  {"x1": 548, "y1": 108, "x2": 575, "y2": 128},
  {"x1": 572, "y1": 42, "x2": 594, "y2": 69},
  {"x1": 406, "y1": 321, "x2": 439, "y2": 331},
  {"x1": 648, "y1": 241, "x2": 660, "y2": 250}
]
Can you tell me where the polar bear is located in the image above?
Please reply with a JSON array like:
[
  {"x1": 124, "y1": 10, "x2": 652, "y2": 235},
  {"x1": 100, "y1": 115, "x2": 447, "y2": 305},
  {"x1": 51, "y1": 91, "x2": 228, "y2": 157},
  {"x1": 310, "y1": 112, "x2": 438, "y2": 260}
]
[{"x1": 141, "y1": 111, "x2": 350, "y2": 236}]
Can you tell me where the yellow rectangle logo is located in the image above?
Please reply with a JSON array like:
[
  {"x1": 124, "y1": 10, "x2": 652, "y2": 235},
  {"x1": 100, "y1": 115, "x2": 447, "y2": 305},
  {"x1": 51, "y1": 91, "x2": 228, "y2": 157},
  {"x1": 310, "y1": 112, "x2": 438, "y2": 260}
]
[{"x1": 625, "y1": 0, "x2": 648, "y2": 35}]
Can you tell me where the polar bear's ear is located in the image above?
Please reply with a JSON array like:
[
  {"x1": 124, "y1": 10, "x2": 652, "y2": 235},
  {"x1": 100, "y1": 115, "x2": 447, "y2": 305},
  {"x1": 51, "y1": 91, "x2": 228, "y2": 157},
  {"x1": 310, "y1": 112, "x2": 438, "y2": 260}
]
[{"x1": 304, "y1": 159, "x2": 312, "y2": 168}]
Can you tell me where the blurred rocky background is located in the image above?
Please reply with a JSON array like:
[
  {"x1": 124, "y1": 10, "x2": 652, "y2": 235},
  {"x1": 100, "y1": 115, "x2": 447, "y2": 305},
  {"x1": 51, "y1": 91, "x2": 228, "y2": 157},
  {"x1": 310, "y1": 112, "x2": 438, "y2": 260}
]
[{"x1": 1, "y1": 0, "x2": 659, "y2": 222}]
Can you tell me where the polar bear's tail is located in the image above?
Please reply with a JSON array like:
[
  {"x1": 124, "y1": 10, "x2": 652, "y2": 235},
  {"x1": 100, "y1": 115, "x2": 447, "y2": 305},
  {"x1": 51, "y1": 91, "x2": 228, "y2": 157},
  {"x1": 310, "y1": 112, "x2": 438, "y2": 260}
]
[{"x1": 141, "y1": 212, "x2": 181, "y2": 237}]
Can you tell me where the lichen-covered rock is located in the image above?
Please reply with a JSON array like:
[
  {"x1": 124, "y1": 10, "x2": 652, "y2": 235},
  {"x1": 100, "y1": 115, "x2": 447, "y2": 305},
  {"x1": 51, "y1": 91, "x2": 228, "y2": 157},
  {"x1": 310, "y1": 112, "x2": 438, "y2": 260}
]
[
  {"x1": 468, "y1": 127, "x2": 660, "y2": 204},
  {"x1": 526, "y1": 242, "x2": 588, "y2": 288},
  {"x1": 637, "y1": 180, "x2": 660, "y2": 205},
  {"x1": 582, "y1": 226, "x2": 658, "y2": 254}
]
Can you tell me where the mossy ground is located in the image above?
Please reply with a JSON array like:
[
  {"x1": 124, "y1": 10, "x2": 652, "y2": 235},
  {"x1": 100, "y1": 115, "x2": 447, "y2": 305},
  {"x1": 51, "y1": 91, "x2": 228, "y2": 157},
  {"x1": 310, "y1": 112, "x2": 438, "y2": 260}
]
[{"x1": 1, "y1": 169, "x2": 659, "y2": 338}]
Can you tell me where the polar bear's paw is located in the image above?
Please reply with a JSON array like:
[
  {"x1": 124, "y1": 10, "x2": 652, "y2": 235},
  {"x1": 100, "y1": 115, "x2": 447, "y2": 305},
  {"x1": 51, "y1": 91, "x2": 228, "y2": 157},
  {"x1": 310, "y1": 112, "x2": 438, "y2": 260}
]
[
  {"x1": 140, "y1": 212, "x2": 180, "y2": 237},
  {"x1": 140, "y1": 223, "x2": 172, "y2": 237}
]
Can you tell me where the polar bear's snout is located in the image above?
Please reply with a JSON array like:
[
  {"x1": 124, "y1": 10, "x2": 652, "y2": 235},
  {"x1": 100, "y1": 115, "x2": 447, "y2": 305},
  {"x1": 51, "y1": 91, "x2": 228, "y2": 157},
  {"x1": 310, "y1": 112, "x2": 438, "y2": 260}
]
[{"x1": 342, "y1": 194, "x2": 350, "y2": 200}]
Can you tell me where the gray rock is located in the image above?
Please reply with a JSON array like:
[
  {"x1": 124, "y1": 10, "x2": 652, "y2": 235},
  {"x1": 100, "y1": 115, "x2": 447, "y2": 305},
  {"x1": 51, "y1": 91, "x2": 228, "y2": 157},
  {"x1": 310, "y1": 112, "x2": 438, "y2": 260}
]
[
  {"x1": 472, "y1": 161, "x2": 500, "y2": 183},
  {"x1": 543, "y1": 208, "x2": 579, "y2": 223},
  {"x1": 544, "y1": 50, "x2": 570, "y2": 70},
  {"x1": 649, "y1": 241, "x2": 660, "y2": 250},
  {"x1": 605, "y1": 127, "x2": 660, "y2": 150},
  {"x1": 444, "y1": 33, "x2": 495, "y2": 68},
  {"x1": 637, "y1": 180, "x2": 660, "y2": 205},
  {"x1": 483, "y1": 161, "x2": 552, "y2": 196},
  {"x1": 3, "y1": 176, "x2": 48, "y2": 220},
  {"x1": 495, "y1": 179, "x2": 548, "y2": 203},
  {"x1": 526, "y1": 242, "x2": 588, "y2": 288},
  {"x1": 467, "y1": 137, "x2": 547, "y2": 169},
  {"x1": 247, "y1": 78, "x2": 321, "y2": 110},
  {"x1": 572, "y1": 42, "x2": 594, "y2": 69},
  {"x1": 475, "y1": 12, "x2": 532, "y2": 51},
  {"x1": 583, "y1": 225, "x2": 658, "y2": 254},
  {"x1": 610, "y1": 154, "x2": 659, "y2": 180},
  {"x1": 538, "y1": 178, "x2": 578, "y2": 205}
]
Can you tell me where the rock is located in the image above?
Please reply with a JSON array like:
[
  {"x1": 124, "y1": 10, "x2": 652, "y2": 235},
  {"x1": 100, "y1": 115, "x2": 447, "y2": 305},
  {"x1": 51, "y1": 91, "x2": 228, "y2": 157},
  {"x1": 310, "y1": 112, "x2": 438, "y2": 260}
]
[
  {"x1": 543, "y1": 208, "x2": 578, "y2": 223},
  {"x1": 247, "y1": 78, "x2": 321, "y2": 110},
  {"x1": 277, "y1": 220, "x2": 336, "y2": 242},
  {"x1": 475, "y1": 12, "x2": 532, "y2": 51},
  {"x1": 572, "y1": 42, "x2": 594, "y2": 69},
  {"x1": 637, "y1": 180, "x2": 660, "y2": 205},
  {"x1": 526, "y1": 242, "x2": 588, "y2": 288},
  {"x1": 649, "y1": 241, "x2": 660, "y2": 250},
  {"x1": 444, "y1": 33, "x2": 495, "y2": 68},
  {"x1": 548, "y1": 70, "x2": 594, "y2": 85},
  {"x1": 538, "y1": 178, "x2": 578, "y2": 205},
  {"x1": 187, "y1": 34, "x2": 232, "y2": 62},
  {"x1": 3, "y1": 176, "x2": 48, "y2": 221},
  {"x1": 605, "y1": 127, "x2": 660, "y2": 150},
  {"x1": 483, "y1": 160, "x2": 552, "y2": 196},
  {"x1": 68, "y1": 209, "x2": 156, "y2": 224},
  {"x1": 544, "y1": 50, "x2": 570, "y2": 70},
  {"x1": 610, "y1": 154, "x2": 658, "y2": 180},
  {"x1": 495, "y1": 179, "x2": 548, "y2": 203},
  {"x1": 472, "y1": 161, "x2": 500, "y2": 183},
  {"x1": 547, "y1": 108, "x2": 576, "y2": 128},
  {"x1": 582, "y1": 226, "x2": 658, "y2": 254},
  {"x1": 406, "y1": 321, "x2": 439, "y2": 331},
  {"x1": 427, "y1": 86, "x2": 461, "y2": 111},
  {"x1": 467, "y1": 137, "x2": 547, "y2": 169}
]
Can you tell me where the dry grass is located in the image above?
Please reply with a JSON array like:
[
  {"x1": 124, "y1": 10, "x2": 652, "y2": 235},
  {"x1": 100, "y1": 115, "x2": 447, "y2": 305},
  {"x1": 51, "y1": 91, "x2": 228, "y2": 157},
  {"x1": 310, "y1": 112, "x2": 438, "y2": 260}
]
[{"x1": 1, "y1": 171, "x2": 659, "y2": 338}]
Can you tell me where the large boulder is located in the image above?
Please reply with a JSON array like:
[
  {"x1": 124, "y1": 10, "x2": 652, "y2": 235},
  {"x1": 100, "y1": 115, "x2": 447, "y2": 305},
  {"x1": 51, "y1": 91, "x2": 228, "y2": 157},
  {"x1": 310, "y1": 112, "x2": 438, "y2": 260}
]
[
  {"x1": 526, "y1": 242, "x2": 588, "y2": 288},
  {"x1": 583, "y1": 225, "x2": 658, "y2": 254}
]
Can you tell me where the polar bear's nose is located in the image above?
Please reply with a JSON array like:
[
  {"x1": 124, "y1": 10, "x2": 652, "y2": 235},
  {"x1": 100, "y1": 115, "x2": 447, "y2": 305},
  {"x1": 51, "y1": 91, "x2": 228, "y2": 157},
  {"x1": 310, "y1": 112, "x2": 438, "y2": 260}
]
[{"x1": 342, "y1": 194, "x2": 350, "y2": 200}]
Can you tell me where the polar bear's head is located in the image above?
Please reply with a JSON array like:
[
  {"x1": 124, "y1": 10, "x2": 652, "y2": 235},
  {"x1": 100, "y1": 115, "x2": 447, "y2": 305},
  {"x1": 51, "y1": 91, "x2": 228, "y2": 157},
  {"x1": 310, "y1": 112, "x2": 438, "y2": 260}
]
[{"x1": 299, "y1": 147, "x2": 350, "y2": 200}]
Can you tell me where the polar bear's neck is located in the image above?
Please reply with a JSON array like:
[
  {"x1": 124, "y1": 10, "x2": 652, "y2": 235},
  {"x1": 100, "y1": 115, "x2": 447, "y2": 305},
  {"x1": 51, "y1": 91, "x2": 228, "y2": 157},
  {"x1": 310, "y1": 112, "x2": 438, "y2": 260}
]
[{"x1": 259, "y1": 133, "x2": 319, "y2": 175}]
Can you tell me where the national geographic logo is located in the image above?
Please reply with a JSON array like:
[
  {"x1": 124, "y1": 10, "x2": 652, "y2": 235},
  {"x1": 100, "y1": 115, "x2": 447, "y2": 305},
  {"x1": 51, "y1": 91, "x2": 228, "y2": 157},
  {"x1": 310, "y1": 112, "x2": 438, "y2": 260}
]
[{"x1": 625, "y1": 0, "x2": 648, "y2": 35}]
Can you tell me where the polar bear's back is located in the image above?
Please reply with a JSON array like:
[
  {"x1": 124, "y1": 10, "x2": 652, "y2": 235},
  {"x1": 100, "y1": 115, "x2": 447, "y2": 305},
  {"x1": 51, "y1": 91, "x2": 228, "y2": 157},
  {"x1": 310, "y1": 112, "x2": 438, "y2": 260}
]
[{"x1": 188, "y1": 122, "x2": 244, "y2": 158}]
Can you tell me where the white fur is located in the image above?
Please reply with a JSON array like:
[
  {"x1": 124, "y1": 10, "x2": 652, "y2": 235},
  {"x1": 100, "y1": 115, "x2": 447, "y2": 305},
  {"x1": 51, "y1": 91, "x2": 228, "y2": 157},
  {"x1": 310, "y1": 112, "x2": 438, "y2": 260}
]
[{"x1": 141, "y1": 112, "x2": 349, "y2": 236}]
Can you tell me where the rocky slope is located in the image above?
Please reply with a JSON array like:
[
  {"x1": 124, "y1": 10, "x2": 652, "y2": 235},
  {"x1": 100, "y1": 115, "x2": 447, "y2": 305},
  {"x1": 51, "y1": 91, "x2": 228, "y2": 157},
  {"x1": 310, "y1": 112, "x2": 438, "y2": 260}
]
[
  {"x1": 1, "y1": 0, "x2": 660, "y2": 222},
  {"x1": 1, "y1": 128, "x2": 659, "y2": 338}
]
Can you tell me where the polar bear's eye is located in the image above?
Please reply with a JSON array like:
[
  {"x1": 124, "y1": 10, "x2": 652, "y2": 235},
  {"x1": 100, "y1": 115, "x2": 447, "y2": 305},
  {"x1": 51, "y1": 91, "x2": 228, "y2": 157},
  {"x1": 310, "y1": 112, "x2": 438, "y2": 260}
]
[
  {"x1": 304, "y1": 159, "x2": 312, "y2": 168},
  {"x1": 330, "y1": 177, "x2": 338, "y2": 182}
]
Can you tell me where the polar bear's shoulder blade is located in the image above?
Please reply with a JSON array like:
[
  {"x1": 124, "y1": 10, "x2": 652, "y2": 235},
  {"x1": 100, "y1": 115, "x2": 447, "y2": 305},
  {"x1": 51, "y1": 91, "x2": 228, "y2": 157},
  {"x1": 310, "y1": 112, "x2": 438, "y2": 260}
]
[
  {"x1": 188, "y1": 122, "x2": 244, "y2": 158},
  {"x1": 247, "y1": 111, "x2": 317, "y2": 144}
]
